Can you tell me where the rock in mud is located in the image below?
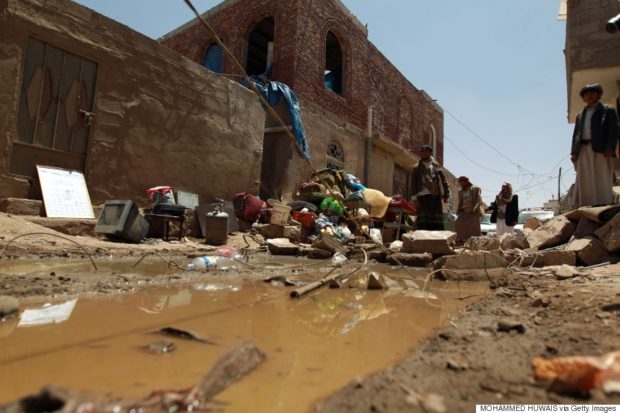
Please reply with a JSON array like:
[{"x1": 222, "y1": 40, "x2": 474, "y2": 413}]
[
  {"x1": 187, "y1": 341, "x2": 266, "y2": 403},
  {"x1": 497, "y1": 319, "x2": 526, "y2": 334},
  {"x1": 0, "y1": 296, "x2": 19, "y2": 319}
]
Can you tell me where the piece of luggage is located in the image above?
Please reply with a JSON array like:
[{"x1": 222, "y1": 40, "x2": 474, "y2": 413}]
[{"x1": 233, "y1": 193, "x2": 266, "y2": 222}]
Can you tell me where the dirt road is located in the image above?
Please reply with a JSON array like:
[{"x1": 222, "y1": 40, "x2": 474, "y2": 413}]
[{"x1": 1, "y1": 212, "x2": 619, "y2": 410}]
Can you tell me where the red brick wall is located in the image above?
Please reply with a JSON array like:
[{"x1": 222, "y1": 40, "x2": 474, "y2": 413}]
[{"x1": 161, "y1": 0, "x2": 444, "y2": 163}]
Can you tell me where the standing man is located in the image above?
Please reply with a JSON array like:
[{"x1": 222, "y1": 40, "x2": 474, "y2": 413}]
[
  {"x1": 488, "y1": 182, "x2": 518, "y2": 236},
  {"x1": 571, "y1": 83, "x2": 620, "y2": 208},
  {"x1": 410, "y1": 144, "x2": 450, "y2": 230}
]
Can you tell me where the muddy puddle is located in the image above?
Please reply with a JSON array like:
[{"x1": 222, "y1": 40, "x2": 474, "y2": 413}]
[{"x1": 0, "y1": 257, "x2": 488, "y2": 412}]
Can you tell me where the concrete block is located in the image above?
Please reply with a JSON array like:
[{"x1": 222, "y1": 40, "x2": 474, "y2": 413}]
[
  {"x1": 594, "y1": 213, "x2": 620, "y2": 253},
  {"x1": 500, "y1": 232, "x2": 529, "y2": 250},
  {"x1": 387, "y1": 252, "x2": 433, "y2": 267},
  {"x1": 523, "y1": 217, "x2": 542, "y2": 230},
  {"x1": 267, "y1": 238, "x2": 299, "y2": 256},
  {"x1": 567, "y1": 237, "x2": 609, "y2": 266},
  {"x1": 573, "y1": 216, "x2": 601, "y2": 238},
  {"x1": 402, "y1": 230, "x2": 456, "y2": 255},
  {"x1": 540, "y1": 250, "x2": 577, "y2": 267},
  {"x1": 367, "y1": 250, "x2": 387, "y2": 262},
  {"x1": 0, "y1": 198, "x2": 42, "y2": 216},
  {"x1": 527, "y1": 216, "x2": 576, "y2": 250},
  {"x1": 434, "y1": 251, "x2": 506, "y2": 270}
]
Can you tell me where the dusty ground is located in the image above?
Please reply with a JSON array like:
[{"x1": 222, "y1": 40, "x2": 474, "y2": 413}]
[{"x1": 1, "y1": 211, "x2": 619, "y2": 410}]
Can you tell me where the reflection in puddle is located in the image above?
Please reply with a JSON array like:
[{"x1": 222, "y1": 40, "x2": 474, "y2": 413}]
[{"x1": 0, "y1": 263, "x2": 487, "y2": 412}]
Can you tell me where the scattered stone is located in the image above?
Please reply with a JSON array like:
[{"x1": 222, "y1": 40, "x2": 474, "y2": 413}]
[
  {"x1": 267, "y1": 238, "x2": 299, "y2": 255},
  {"x1": 499, "y1": 232, "x2": 529, "y2": 250},
  {"x1": 497, "y1": 320, "x2": 526, "y2": 334},
  {"x1": 302, "y1": 247, "x2": 333, "y2": 260},
  {"x1": 402, "y1": 230, "x2": 457, "y2": 256},
  {"x1": 566, "y1": 237, "x2": 609, "y2": 266},
  {"x1": 466, "y1": 236, "x2": 500, "y2": 252},
  {"x1": 527, "y1": 216, "x2": 577, "y2": 251},
  {"x1": 388, "y1": 240, "x2": 403, "y2": 253},
  {"x1": 0, "y1": 296, "x2": 19, "y2": 319},
  {"x1": 530, "y1": 291, "x2": 551, "y2": 308},
  {"x1": 553, "y1": 264, "x2": 580, "y2": 280},
  {"x1": 387, "y1": 252, "x2": 433, "y2": 267},
  {"x1": 523, "y1": 217, "x2": 542, "y2": 230},
  {"x1": 312, "y1": 234, "x2": 345, "y2": 254},
  {"x1": 594, "y1": 213, "x2": 620, "y2": 253},
  {"x1": 446, "y1": 354, "x2": 470, "y2": 371},
  {"x1": 438, "y1": 330, "x2": 454, "y2": 341},
  {"x1": 257, "y1": 223, "x2": 285, "y2": 240}
]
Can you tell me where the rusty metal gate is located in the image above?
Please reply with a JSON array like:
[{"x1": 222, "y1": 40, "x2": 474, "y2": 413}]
[{"x1": 11, "y1": 38, "x2": 98, "y2": 178}]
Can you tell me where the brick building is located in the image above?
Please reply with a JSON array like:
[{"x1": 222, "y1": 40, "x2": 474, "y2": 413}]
[{"x1": 161, "y1": 0, "x2": 446, "y2": 201}]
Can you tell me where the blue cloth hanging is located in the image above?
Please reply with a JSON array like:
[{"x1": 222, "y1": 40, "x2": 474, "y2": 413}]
[{"x1": 244, "y1": 79, "x2": 311, "y2": 160}]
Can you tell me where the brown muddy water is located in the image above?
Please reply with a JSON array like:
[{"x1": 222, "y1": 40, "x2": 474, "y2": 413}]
[{"x1": 0, "y1": 257, "x2": 488, "y2": 412}]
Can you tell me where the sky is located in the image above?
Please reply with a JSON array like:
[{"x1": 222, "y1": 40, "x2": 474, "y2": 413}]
[{"x1": 73, "y1": 0, "x2": 575, "y2": 209}]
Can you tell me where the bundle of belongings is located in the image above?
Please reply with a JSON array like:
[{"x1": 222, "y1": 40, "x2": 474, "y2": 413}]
[{"x1": 293, "y1": 168, "x2": 416, "y2": 244}]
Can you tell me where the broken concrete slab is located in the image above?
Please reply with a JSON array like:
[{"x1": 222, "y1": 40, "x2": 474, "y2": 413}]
[
  {"x1": 539, "y1": 250, "x2": 577, "y2": 267},
  {"x1": 387, "y1": 252, "x2": 433, "y2": 267},
  {"x1": 552, "y1": 264, "x2": 580, "y2": 280},
  {"x1": 527, "y1": 215, "x2": 576, "y2": 251},
  {"x1": 23, "y1": 217, "x2": 96, "y2": 237},
  {"x1": 312, "y1": 234, "x2": 346, "y2": 254},
  {"x1": 594, "y1": 213, "x2": 620, "y2": 253},
  {"x1": 0, "y1": 198, "x2": 42, "y2": 216},
  {"x1": 402, "y1": 230, "x2": 456, "y2": 256},
  {"x1": 567, "y1": 237, "x2": 609, "y2": 266},
  {"x1": 267, "y1": 238, "x2": 299, "y2": 255}
]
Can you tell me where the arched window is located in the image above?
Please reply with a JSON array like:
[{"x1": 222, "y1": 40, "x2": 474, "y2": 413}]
[
  {"x1": 324, "y1": 32, "x2": 343, "y2": 94},
  {"x1": 247, "y1": 17, "x2": 274, "y2": 76},
  {"x1": 202, "y1": 43, "x2": 223, "y2": 73},
  {"x1": 326, "y1": 141, "x2": 344, "y2": 170}
]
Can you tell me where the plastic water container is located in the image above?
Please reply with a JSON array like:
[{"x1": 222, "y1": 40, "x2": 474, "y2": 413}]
[
  {"x1": 186, "y1": 256, "x2": 218, "y2": 271},
  {"x1": 269, "y1": 200, "x2": 291, "y2": 226}
]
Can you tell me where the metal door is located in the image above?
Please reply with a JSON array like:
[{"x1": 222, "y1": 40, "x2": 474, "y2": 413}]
[{"x1": 11, "y1": 38, "x2": 98, "y2": 177}]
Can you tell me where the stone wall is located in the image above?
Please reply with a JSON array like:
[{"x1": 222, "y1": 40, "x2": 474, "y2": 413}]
[
  {"x1": 161, "y1": 0, "x2": 445, "y2": 164},
  {"x1": 0, "y1": 0, "x2": 265, "y2": 206}
]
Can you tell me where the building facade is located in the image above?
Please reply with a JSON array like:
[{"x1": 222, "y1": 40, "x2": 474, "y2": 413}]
[
  {"x1": 0, "y1": 0, "x2": 265, "y2": 206},
  {"x1": 161, "y1": 0, "x2": 446, "y2": 200},
  {"x1": 561, "y1": 0, "x2": 620, "y2": 121}
]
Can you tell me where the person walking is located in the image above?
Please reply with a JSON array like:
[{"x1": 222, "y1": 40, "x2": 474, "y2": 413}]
[
  {"x1": 454, "y1": 176, "x2": 482, "y2": 242},
  {"x1": 571, "y1": 83, "x2": 620, "y2": 208},
  {"x1": 410, "y1": 144, "x2": 450, "y2": 230},
  {"x1": 488, "y1": 183, "x2": 518, "y2": 236}
]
